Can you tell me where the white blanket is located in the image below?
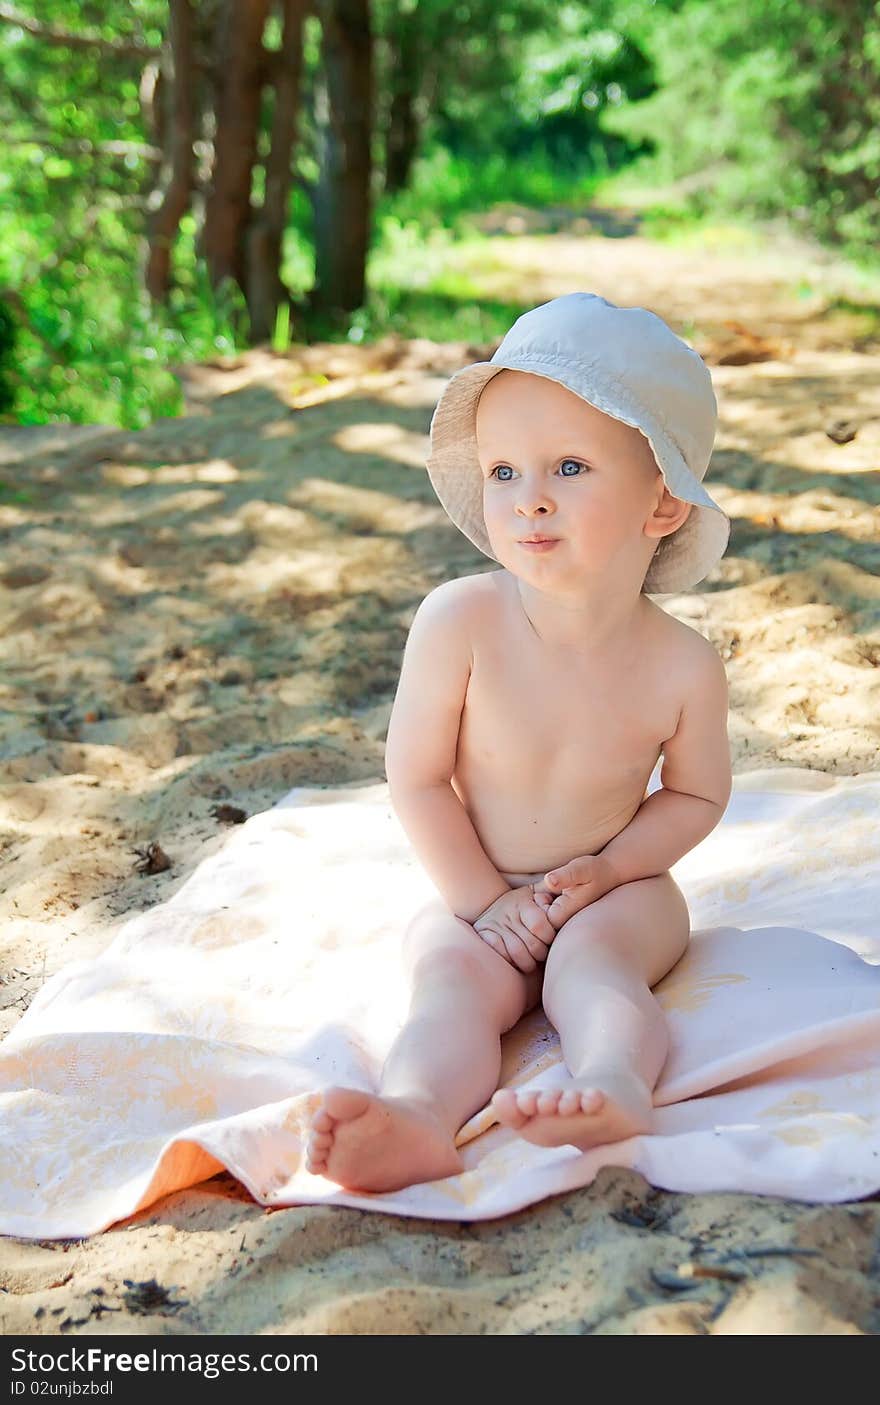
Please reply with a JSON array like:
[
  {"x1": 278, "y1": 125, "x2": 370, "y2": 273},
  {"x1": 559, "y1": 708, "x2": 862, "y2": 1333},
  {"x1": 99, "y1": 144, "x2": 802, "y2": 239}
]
[{"x1": 2, "y1": 766, "x2": 879, "y2": 1239}]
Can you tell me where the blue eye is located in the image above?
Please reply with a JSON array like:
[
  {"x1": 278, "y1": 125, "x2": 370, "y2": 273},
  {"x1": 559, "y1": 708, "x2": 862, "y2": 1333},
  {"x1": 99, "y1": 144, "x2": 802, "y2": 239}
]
[{"x1": 489, "y1": 459, "x2": 587, "y2": 481}]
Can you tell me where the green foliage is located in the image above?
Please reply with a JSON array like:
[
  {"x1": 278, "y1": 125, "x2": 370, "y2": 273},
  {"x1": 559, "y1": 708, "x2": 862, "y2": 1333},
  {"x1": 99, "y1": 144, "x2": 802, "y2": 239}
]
[
  {"x1": 3, "y1": 0, "x2": 880, "y2": 428},
  {"x1": 0, "y1": 0, "x2": 249, "y2": 428},
  {"x1": 602, "y1": 0, "x2": 880, "y2": 258},
  {"x1": 376, "y1": 140, "x2": 605, "y2": 234},
  {"x1": 4, "y1": 0, "x2": 635, "y2": 425},
  {"x1": 414, "y1": 1, "x2": 653, "y2": 172}
]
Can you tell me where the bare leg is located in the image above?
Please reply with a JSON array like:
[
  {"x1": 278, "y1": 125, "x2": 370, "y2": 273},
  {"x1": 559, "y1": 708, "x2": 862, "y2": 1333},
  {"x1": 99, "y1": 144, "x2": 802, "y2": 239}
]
[
  {"x1": 306, "y1": 898, "x2": 540, "y2": 1192},
  {"x1": 492, "y1": 873, "x2": 689, "y2": 1150}
]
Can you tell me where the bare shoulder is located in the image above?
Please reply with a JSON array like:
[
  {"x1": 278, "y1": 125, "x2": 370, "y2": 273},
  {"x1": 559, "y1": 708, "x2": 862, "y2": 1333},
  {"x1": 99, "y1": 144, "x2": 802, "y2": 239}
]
[
  {"x1": 648, "y1": 601, "x2": 726, "y2": 684},
  {"x1": 423, "y1": 570, "x2": 490, "y2": 605},
  {"x1": 386, "y1": 575, "x2": 488, "y2": 789},
  {"x1": 645, "y1": 603, "x2": 728, "y2": 747},
  {"x1": 422, "y1": 569, "x2": 504, "y2": 624},
  {"x1": 407, "y1": 571, "x2": 500, "y2": 664},
  {"x1": 440, "y1": 568, "x2": 503, "y2": 599}
]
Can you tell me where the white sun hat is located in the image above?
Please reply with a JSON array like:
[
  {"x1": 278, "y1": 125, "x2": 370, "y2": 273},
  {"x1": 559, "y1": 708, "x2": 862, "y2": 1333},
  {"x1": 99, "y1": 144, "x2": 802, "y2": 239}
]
[{"x1": 426, "y1": 291, "x2": 730, "y2": 593}]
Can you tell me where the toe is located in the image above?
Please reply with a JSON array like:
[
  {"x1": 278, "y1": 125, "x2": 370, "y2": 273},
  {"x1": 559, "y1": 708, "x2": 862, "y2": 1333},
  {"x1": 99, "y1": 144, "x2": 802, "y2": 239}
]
[
  {"x1": 536, "y1": 1090, "x2": 560, "y2": 1116},
  {"x1": 580, "y1": 1088, "x2": 604, "y2": 1114},
  {"x1": 491, "y1": 1089, "x2": 517, "y2": 1117},
  {"x1": 517, "y1": 1090, "x2": 540, "y2": 1118},
  {"x1": 491, "y1": 1089, "x2": 530, "y2": 1129},
  {"x1": 322, "y1": 1087, "x2": 373, "y2": 1122},
  {"x1": 558, "y1": 1089, "x2": 581, "y2": 1116},
  {"x1": 310, "y1": 1132, "x2": 332, "y2": 1151},
  {"x1": 311, "y1": 1109, "x2": 336, "y2": 1134}
]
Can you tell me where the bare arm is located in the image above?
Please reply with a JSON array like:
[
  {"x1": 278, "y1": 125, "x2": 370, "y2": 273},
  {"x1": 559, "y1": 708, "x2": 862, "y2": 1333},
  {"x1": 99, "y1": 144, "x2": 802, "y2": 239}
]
[
  {"x1": 390, "y1": 784, "x2": 511, "y2": 923},
  {"x1": 384, "y1": 581, "x2": 511, "y2": 923},
  {"x1": 599, "y1": 638, "x2": 732, "y2": 887}
]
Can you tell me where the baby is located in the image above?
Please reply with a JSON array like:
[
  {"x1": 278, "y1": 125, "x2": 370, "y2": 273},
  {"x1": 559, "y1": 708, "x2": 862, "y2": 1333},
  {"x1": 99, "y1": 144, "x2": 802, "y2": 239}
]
[{"x1": 306, "y1": 292, "x2": 732, "y2": 1193}]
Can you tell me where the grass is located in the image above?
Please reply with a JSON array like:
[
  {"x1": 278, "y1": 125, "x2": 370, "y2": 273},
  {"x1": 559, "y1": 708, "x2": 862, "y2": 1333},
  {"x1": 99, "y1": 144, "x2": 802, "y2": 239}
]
[
  {"x1": 297, "y1": 141, "x2": 605, "y2": 346},
  {"x1": 9, "y1": 138, "x2": 880, "y2": 426}
]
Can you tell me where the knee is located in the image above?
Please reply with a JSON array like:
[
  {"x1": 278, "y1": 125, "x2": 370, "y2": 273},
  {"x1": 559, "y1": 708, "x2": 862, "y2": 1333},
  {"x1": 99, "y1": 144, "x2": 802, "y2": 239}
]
[
  {"x1": 403, "y1": 923, "x2": 495, "y2": 997},
  {"x1": 404, "y1": 924, "x2": 529, "y2": 1029},
  {"x1": 403, "y1": 897, "x2": 449, "y2": 937},
  {"x1": 542, "y1": 914, "x2": 622, "y2": 1005},
  {"x1": 409, "y1": 939, "x2": 482, "y2": 986},
  {"x1": 545, "y1": 912, "x2": 619, "y2": 971}
]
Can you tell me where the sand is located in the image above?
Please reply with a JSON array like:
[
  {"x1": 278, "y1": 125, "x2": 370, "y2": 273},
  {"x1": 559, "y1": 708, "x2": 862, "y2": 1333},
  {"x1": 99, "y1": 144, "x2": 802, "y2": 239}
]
[{"x1": 1, "y1": 213, "x2": 879, "y2": 1335}]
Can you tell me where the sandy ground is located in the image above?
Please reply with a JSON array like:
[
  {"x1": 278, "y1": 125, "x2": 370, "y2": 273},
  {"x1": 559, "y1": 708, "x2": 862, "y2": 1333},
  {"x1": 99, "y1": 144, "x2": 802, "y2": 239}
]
[{"x1": 1, "y1": 210, "x2": 879, "y2": 1335}]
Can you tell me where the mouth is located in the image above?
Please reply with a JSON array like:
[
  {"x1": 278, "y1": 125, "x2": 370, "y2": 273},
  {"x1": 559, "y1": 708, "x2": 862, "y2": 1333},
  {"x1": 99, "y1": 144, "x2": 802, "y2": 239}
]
[{"x1": 517, "y1": 535, "x2": 559, "y2": 544}]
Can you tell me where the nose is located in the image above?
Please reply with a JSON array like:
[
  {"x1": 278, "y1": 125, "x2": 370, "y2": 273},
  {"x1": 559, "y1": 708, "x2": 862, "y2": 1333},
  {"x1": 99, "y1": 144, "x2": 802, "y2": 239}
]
[{"x1": 513, "y1": 475, "x2": 554, "y2": 517}]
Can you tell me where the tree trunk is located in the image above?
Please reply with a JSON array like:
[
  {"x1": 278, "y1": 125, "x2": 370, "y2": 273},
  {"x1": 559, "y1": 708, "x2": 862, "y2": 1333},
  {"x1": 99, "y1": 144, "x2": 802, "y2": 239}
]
[
  {"x1": 246, "y1": 0, "x2": 308, "y2": 343},
  {"x1": 202, "y1": 0, "x2": 270, "y2": 297},
  {"x1": 145, "y1": 0, "x2": 195, "y2": 301},
  {"x1": 311, "y1": 0, "x2": 372, "y2": 322},
  {"x1": 385, "y1": 86, "x2": 421, "y2": 195},
  {"x1": 383, "y1": 20, "x2": 421, "y2": 196}
]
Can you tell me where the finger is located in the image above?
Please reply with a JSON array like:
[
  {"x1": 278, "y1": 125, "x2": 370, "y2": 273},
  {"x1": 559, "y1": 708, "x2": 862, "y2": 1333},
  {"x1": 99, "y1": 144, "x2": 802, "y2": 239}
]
[
  {"x1": 548, "y1": 860, "x2": 591, "y2": 889},
  {"x1": 549, "y1": 886, "x2": 596, "y2": 926},
  {"x1": 535, "y1": 904, "x2": 558, "y2": 938},
  {"x1": 482, "y1": 923, "x2": 538, "y2": 972},
  {"x1": 522, "y1": 933, "x2": 551, "y2": 964},
  {"x1": 520, "y1": 907, "x2": 556, "y2": 952},
  {"x1": 513, "y1": 914, "x2": 552, "y2": 961},
  {"x1": 476, "y1": 927, "x2": 509, "y2": 960},
  {"x1": 549, "y1": 897, "x2": 576, "y2": 926},
  {"x1": 500, "y1": 931, "x2": 537, "y2": 973}
]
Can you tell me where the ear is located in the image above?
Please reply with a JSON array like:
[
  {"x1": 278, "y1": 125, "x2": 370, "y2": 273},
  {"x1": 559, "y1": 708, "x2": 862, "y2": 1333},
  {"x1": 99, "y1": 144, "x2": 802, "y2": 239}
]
[{"x1": 644, "y1": 484, "x2": 692, "y2": 541}]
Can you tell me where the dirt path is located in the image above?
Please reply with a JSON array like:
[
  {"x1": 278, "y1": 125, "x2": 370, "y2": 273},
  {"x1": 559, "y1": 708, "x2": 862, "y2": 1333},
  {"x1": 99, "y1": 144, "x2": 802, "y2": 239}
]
[{"x1": 1, "y1": 217, "x2": 878, "y2": 1335}]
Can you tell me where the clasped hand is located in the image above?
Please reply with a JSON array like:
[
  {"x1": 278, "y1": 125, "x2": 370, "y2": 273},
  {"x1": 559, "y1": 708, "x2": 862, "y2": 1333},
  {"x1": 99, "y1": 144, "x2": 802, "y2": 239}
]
[{"x1": 472, "y1": 853, "x2": 617, "y2": 973}]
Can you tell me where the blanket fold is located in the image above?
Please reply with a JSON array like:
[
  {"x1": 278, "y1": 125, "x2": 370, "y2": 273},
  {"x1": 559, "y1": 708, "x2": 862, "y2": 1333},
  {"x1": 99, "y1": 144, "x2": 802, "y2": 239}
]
[{"x1": 2, "y1": 766, "x2": 878, "y2": 1239}]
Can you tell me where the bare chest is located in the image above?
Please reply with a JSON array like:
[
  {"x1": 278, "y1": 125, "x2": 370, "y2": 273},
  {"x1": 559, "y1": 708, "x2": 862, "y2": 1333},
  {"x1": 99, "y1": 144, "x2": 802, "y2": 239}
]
[
  {"x1": 451, "y1": 577, "x2": 682, "y2": 870},
  {"x1": 458, "y1": 632, "x2": 670, "y2": 793}
]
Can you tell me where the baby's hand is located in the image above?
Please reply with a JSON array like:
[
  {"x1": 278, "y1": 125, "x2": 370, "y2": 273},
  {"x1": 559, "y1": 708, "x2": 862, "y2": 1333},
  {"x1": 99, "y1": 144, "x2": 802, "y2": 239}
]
[
  {"x1": 472, "y1": 887, "x2": 556, "y2": 974},
  {"x1": 539, "y1": 854, "x2": 618, "y2": 929}
]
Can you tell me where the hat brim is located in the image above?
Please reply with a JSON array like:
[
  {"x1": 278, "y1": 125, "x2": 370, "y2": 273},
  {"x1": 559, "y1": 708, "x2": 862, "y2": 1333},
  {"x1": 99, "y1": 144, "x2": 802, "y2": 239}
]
[{"x1": 426, "y1": 360, "x2": 730, "y2": 594}]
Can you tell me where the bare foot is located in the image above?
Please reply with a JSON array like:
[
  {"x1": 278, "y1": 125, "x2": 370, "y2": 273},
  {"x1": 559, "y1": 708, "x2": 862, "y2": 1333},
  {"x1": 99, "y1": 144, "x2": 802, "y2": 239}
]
[
  {"x1": 490, "y1": 1072, "x2": 653, "y2": 1151},
  {"x1": 304, "y1": 1086, "x2": 464, "y2": 1192}
]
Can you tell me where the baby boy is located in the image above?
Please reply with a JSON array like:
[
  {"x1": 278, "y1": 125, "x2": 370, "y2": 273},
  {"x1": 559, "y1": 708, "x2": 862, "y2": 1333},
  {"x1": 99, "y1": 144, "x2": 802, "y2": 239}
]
[{"x1": 306, "y1": 292, "x2": 732, "y2": 1192}]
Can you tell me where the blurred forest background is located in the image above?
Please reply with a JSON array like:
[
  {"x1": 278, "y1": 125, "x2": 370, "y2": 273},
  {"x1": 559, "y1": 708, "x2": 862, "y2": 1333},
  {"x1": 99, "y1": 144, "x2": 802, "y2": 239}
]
[{"x1": 2, "y1": 0, "x2": 879, "y2": 429}]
